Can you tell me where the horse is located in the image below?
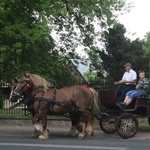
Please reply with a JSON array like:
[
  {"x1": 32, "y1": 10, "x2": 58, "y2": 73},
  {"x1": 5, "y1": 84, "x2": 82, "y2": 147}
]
[
  {"x1": 11, "y1": 73, "x2": 100, "y2": 140},
  {"x1": 9, "y1": 76, "x2": 85, "y2": 138}
]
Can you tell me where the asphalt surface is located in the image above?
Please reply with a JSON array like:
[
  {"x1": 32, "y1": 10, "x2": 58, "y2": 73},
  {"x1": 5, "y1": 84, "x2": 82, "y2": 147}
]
[{"x1": 0, "y1": 120, "x2": 150, "y2": 150}]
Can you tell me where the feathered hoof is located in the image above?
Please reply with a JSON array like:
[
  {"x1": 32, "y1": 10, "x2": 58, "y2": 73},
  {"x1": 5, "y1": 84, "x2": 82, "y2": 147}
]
[
  {"x1": 38, "y1": 135, "x2": 49, "y2": 140},
  {"x1": 32, "y1": 132, "x2": 38, "y2": 138},
  {"x1": 32, "y1": 130, "x2": 41, "y2": 138},
  {"x1": 78, "y1": 133, "x2": 86, "y2": 140},
  {"x1": 66, "y1": 131, "x2": 76, "y2": 137}
]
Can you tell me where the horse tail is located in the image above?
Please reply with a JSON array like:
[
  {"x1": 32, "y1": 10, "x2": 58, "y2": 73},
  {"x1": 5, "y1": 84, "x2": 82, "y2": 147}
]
[{"x1": 89, "y1": 88, "x2": 100, "y2": 116}]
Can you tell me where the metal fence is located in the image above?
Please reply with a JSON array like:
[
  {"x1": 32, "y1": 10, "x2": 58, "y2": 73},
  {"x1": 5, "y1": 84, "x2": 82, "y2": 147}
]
[
  {"x1": 0, "y1": 82, "x2": 118, "y2": 118},
  {"x1": 0, "y1": 83, "x2": 29, "y2": 117}
]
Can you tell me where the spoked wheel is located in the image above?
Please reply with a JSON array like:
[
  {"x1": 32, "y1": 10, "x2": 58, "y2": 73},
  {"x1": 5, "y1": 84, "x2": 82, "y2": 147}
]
[
  {"x1": 116, "y1": 113, "x2": 138, "y2": 139},
  {"x1": 99, "y1": 115, "x2": 116, "y2": 134}
]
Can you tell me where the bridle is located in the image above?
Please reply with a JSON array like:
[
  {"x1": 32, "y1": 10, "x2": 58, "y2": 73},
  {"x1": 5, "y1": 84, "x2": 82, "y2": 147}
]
[{"x1": 13, "y1": 79, "x2": 33, "y2": 96}]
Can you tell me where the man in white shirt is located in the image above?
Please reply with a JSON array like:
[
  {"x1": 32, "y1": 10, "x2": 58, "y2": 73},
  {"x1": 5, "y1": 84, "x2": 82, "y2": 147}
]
[{"x1": 114, "y1": 63, "x2": 137, "y2": 102}]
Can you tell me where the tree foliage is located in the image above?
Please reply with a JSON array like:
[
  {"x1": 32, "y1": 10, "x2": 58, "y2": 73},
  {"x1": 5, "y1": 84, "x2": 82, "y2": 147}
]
[
  {"x1": 142, "y1": 32, "x2": 150, "y2": 78},
  {"x1": 0, "y1": 0, "x2": 127, "y2": 84},
  {"x1": 98, "y1": 23, "x2": 149, "y2": 81},
  {"x1": 143, "y1": 32, "x2": 150, "y2": 58}
]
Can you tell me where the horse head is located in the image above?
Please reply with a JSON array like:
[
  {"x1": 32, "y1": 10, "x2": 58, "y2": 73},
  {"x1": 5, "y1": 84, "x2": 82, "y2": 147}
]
[
  {"x1": 9, "y1": 73, "x2": 50, "y2": 103},
  {"x1": 9, "y1": 78, "x2": 22, "y2": 102},
  {"x1": 14, "y1": 75, "x2": 33, "y2": 95},
  {"x1": 9, "y1": 75, "x2": 33, "y2": 102}
]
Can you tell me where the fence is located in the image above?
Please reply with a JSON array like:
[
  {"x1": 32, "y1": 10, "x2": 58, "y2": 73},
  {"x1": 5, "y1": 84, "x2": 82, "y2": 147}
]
[
  {"x1": 0, "y1": 83, "x2": 29, "y2": 117},
  {"x1": 0, "y1": 82, "x2": 118, "y2": 118}
]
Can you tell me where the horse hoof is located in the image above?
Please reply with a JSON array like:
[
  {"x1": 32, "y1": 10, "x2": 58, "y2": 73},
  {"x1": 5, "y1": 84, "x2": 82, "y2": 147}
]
[
  {"x1": 78, "y1": 136, "x2": 84, "y2": 140},
  {"x1": 32, "y1": 133, "x2": 38, "y2": 138},
  {"x1": 38, "y1": 135, "x2": 49, "y2": 140},
  {"x1": 78, "y1": 133, "x2": 85, "y2": 140},
  {"x1": 91, "y1": 131, "x2": 94, "y2": 136},
  {"x1": 66, "y1": 132, "x2": 76, "y2": 137},
  {"x1": 39, "y1": 135, "x2": 44, "y2": 140}
]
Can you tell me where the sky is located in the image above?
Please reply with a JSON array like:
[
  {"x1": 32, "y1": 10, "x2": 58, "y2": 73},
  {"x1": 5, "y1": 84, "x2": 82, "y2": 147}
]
[{"x1": 118, "y1": 0, "x2": 150, "y2": 40}]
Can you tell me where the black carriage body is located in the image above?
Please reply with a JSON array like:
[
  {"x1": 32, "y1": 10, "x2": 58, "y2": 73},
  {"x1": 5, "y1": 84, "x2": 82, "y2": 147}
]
[{"x1": 98, "y1": 83, "x2": 150, "y2": 139}]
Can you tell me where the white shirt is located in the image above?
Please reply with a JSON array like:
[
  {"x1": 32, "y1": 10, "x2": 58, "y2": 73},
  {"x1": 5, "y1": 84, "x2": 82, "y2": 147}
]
[{"x1": 122, "y1": 69, "x2": 137, "y2": 85}]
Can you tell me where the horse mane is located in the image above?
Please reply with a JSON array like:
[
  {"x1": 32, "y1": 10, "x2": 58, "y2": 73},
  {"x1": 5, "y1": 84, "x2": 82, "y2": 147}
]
[{"x1": 25, "y1": 74, "x2": 50, "y2": 91}]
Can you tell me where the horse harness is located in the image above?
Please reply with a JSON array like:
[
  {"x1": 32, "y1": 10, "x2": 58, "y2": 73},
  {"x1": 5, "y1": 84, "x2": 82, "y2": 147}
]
[
  {"x1": 10, "y1": 87, "x2": 100, "y2": 118},
  {"x1": 33, "y1": 88, "x2": 69, "y2": 112}
]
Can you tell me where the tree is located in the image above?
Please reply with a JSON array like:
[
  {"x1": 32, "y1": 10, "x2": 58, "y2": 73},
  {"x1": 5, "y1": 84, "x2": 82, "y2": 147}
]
[
  {"x1": 99, "y1": 23, "x2": 148, "y2": 81},
  {"x1": 143, "y1": 32, "x2": 150, "y2": 58},
  {"x1": 0, "y1": 0, "x2": 127, "y2": 84},
  {"x1": 0, "y1": 0, "x2": 76, "y2": 85},
  {"x1": 52, "y1": 0, "x2": 127, "y2": 58},
  {"x1": 142, "y1": 32, "x2": 150, "y2": 78}
]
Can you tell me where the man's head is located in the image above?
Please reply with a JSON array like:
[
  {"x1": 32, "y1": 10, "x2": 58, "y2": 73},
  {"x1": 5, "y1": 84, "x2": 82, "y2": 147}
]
[{"x1": 124, "y1": 63, "x2": 132, "y2": 72}]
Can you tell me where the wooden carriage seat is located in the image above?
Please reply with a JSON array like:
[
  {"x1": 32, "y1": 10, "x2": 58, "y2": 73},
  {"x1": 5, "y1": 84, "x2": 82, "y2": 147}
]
[{"x1": 99, "y1": 91, "x2": 116, "y2": 105}]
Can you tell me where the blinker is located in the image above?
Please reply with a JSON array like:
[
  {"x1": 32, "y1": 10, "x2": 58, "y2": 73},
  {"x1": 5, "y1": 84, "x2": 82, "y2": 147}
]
[{"x1": 27, "y1": 84, "x2": 32, "y2": 89}]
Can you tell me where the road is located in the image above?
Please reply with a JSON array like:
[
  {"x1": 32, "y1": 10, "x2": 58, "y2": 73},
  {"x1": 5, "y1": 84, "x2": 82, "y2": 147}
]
[{"x1": 0, "y1": 125, "x2": 150, "y2": 150}]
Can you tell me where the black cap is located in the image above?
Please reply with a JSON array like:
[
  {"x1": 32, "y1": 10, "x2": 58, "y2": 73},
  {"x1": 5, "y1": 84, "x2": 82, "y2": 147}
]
[{"x1": 124, "y1": 63, "x2": 132, "y2": 67}]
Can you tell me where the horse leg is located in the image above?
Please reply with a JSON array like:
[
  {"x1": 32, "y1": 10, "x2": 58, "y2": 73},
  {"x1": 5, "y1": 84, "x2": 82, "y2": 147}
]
[
  {"x1": 78, "y1": 114, "x2": 93, "y2": 139},
  {"x1": 38, "y1": 114, "x2": 49, "y2": 140},
  {"x1": 27, "y1": 104, "x2": 40, "y2": 137},
  {"x1": 78, "y1": 122, "x2": 86, "y2": 139},
  {"x1": 67, "y1": 112, "x2": 78, "y2": 136},
  {"x1": 85, "y1": 115, "x2": 94, "y2": 136},
  {"x1": 67, "y1": 112, "x2": 83, "y2": 136},
  {"x1": 31, "y1": 113, "x2": 42, "y2": 138},
  {"x1": 32, "y1": 113, "x2": 43, "y2": 138},
  {"x1": 32, "y1": 128, "x2": 39, "y2": 138}
]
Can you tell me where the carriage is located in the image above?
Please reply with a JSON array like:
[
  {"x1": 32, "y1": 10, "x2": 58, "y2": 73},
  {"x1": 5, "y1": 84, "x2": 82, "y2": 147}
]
[
  {"x1": 99, "y1": 87, "x2": 150, "y2": 139},
  {"x1": 9, "y1": 73, "x2": 150, "y2": 139}
]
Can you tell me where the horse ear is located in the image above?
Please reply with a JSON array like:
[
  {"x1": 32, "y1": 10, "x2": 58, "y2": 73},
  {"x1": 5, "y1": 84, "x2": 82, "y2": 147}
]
[
  {"x1": 15, "y1": 77, "x2": 19, "y2": 83},
  {"x1": 23, "y1": 72, "x2": 30, "y2": 78}
]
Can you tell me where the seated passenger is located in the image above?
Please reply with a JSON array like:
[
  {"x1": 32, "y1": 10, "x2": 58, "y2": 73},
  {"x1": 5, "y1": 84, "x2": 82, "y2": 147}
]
[
  {"x1": 114, "y1": 63, "x2": 137, "y2": 102},
  {"x1": 119, "y1": 70, "x2": 149, "y2": 108}
]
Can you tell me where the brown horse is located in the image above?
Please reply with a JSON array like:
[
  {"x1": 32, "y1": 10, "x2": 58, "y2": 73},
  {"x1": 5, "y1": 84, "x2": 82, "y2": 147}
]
[
  {"x1": 12, "y1": 73, "x2": 100, "y2": 140},
  {"x1": 9, "y1": 76, "x2": 85, "y2": 138}
]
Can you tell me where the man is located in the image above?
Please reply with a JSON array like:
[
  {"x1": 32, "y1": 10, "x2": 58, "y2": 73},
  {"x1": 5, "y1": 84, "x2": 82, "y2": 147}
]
[{"x1": 114, "y1": 63, "x2": 137, "y2": 102}]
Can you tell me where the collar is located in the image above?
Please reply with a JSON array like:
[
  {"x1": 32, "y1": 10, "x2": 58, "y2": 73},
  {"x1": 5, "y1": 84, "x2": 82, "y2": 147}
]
[{"x1": 127, "y1": 69, "x2": 132, "y2": 73}]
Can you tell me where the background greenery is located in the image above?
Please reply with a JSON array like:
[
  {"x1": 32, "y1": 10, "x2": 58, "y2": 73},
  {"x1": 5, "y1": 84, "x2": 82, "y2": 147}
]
[{"x1": 0, "y1": 0, "x2": 150, "y2": 85}]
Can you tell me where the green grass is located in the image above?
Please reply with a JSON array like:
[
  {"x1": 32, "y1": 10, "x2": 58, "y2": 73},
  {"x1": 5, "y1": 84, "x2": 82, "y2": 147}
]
[
  {"x1": 139, "y1": 123, "x2": 150, "y2": 131},
  {"x1": 0, "y1": 109, "x2": 30, "y2": 117}
]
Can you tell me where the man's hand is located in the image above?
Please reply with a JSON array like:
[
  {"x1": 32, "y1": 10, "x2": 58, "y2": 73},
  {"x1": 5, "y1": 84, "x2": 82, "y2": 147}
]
[
  {"x1": 114, "y1": 80, "x2": 125, "y2": 84},
  {"x1": 114, "y1": 81, "x2": 119, "y2": 85}
]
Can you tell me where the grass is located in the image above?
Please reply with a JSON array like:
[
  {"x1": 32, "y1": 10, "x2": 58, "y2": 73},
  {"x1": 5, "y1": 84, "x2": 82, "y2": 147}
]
[
  {"x1": 139, "y1": 122, "x2": 150, "y2": 131},
  {"x1": 0, "y1": 109, "x2": 30, "y2": 117}
]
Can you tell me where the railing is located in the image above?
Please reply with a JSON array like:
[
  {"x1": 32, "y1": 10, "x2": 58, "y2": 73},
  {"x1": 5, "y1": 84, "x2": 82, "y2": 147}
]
[{"x1": 0, "y1": 83, "x2": 29, "y2": 117}]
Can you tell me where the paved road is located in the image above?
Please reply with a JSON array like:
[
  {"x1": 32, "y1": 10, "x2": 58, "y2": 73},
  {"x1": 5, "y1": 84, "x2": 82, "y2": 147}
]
[{"x1": 0, "y1": 125, "x2": 150, "y2": 150}]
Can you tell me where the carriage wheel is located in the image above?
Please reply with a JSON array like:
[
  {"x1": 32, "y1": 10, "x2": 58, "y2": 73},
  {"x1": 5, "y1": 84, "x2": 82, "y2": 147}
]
[
  {"x1": 99, "y1": 116, "x2": 116, "y2": 134},
  {"x1": 116, "y1": 113, "x2": 138, "y2": 139}
]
